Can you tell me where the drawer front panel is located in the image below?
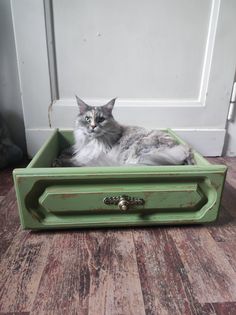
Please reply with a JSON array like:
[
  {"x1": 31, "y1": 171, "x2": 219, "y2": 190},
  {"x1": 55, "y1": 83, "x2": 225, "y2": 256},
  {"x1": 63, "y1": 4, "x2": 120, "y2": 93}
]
[
  {"x1": 38, "y1": 182, "x2": 203, "y2": 213},
  {"x1": 19, "y1": 175, "x2": 220, "y2": 229}
]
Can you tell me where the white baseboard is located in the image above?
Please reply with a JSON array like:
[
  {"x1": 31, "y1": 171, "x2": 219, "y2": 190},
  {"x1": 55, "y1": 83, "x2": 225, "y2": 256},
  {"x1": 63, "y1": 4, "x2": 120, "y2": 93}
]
[
  {"x1": 225, "y1": 121, "x2": 236, "y2": 156},
  {"x1": 25, "y1": 128, "x2": 225, "y2": 158},
  {"x1": 173, "y1": 129, "x2": 225, "y2": 156}
]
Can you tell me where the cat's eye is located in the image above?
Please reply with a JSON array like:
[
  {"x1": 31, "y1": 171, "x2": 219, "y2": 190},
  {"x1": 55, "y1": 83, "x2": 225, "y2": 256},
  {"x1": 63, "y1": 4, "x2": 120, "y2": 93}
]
[
  {"x1": 85, "y1": 116, "x2": 90, "y2": 122},
  {"x1": 98, "y1": 117, "x2": 105, "y2": 123}
]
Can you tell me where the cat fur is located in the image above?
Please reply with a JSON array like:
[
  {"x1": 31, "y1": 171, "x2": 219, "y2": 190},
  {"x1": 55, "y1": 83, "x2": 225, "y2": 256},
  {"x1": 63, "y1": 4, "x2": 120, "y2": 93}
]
[{"x1": 53, "y1": 97, "x2": 194, "y2": 167}]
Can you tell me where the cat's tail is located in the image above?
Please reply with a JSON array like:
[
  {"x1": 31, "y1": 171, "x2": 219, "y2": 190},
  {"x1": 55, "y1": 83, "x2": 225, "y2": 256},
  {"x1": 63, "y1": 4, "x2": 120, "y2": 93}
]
[{"x1": 139, "y1": 145, "x2": 194, "y2": 166}]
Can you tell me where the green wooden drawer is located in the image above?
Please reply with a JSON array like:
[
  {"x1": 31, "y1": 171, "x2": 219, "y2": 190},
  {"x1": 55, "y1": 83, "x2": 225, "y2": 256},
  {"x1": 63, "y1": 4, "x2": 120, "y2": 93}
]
[{"x1": 13, "y1": 129, "x2": 227, "y2": 230}]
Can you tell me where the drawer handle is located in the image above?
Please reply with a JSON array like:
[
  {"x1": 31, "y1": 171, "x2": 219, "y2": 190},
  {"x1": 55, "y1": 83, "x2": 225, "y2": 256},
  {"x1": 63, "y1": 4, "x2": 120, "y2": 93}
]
[{"x1": 103, "y1": 195, "x2": 145, "y2": 211}]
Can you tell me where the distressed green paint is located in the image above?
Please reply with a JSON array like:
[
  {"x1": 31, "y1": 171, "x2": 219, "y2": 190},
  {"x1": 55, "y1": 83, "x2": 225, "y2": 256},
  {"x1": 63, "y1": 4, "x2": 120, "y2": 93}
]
[
  {"x1": 39, "y1": 182, "x2": 202, "y2": 213},
  {"x1": 13, "y1": 129, "x2": 227, "y2": 230}
]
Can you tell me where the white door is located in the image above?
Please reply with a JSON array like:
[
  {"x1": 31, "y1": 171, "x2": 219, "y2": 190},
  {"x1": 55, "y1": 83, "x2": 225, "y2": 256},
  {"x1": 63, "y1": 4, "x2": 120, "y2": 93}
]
[{"x1": 11, "y1": 0, "x2": 236, "y2": 156}]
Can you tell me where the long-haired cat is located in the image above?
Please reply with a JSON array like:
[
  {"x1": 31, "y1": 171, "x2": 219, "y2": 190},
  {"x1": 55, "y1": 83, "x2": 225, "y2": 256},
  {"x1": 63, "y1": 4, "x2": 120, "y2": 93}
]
[{"x1": 53, "y1": 96, "x2": 194, "y2": 167}]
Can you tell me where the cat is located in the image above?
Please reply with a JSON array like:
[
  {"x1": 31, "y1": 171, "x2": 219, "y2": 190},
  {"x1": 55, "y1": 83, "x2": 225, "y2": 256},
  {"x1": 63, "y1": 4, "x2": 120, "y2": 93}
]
[
  {"x1": 52, "y1": 96, "x2": 194, "y2": 167},
  {"x1": 0, "y1": 115, "x2": 23, "y2": 169}
]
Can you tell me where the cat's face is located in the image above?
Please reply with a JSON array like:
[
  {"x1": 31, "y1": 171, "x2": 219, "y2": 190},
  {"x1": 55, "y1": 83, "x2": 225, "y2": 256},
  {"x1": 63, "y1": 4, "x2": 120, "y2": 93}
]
[{"x1": 75, "y1": 96, "x2": 117, "y2": 138}]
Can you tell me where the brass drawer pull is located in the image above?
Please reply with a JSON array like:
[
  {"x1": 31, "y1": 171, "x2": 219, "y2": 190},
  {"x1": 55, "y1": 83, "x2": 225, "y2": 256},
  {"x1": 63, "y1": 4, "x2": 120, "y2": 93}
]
[{"x1": 103, "y1": 195, "x2": 145, "y2": 211}]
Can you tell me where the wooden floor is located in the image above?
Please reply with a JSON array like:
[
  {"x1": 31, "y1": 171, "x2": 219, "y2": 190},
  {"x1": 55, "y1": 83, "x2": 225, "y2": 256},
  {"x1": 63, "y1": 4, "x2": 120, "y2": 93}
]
[{"x1": 0, "y1": 158, "x2": 236, "y2": 315}]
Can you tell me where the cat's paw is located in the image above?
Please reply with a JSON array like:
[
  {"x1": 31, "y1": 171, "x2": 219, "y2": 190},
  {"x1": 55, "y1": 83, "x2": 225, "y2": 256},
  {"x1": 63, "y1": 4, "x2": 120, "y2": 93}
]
[
  {"x1": 52, "y1": 158, "x2": 63, "y2": 167},
  {"x1": 185, "y1": 149, "x2": 195, "y2": 165}
]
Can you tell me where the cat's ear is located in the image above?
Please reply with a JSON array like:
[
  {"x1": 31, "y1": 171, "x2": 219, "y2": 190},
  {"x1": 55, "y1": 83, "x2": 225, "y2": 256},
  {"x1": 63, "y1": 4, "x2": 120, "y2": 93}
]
[
  {"x1": 75, "y1": 95, "x2": 89, "y2": 115},
  {"x1": 103, "y1": 98, "x2": 117, "y2": 114}
]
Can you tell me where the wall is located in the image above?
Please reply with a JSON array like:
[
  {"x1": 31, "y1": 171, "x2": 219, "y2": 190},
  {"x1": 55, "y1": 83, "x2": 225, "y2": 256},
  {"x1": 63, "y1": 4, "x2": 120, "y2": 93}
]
[
  {"x1": 224, "y1": 74, "x2": 236, "y2": 157},
  {"x1": 0, "y1": 0, "x2": 26, "y2": 152},
  {"x1": 225, "y1": 117, "x2": 236, "y2": 156}
]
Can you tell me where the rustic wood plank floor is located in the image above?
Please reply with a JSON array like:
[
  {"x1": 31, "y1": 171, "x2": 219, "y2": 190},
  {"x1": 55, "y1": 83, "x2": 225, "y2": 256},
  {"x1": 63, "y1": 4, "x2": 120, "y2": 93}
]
[{"x1": 0, "y1": 158, "x2": 236, "y2": 315}]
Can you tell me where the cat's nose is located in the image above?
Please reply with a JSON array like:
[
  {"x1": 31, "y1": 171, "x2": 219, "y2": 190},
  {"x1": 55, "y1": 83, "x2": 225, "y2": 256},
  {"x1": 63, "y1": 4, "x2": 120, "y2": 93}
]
[{"x1": 91, "y1": 125, "x2": 97, "y2": 130}]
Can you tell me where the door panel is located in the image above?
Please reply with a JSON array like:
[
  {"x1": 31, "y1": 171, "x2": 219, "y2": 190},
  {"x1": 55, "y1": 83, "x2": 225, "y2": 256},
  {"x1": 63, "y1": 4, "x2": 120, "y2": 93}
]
[
  {"x1": 11, "y1": 0, "x2": 236, "y2": 156},
  {"x1": 53, "y1": 0, "x2": 211, "y2": 99}
]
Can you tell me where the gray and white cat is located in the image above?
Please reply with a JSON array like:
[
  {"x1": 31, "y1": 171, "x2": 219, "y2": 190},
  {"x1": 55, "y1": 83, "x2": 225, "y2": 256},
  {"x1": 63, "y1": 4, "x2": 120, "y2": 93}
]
[{"x1": 53, "y1": 96, "x2": 194, "y2": 167}]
